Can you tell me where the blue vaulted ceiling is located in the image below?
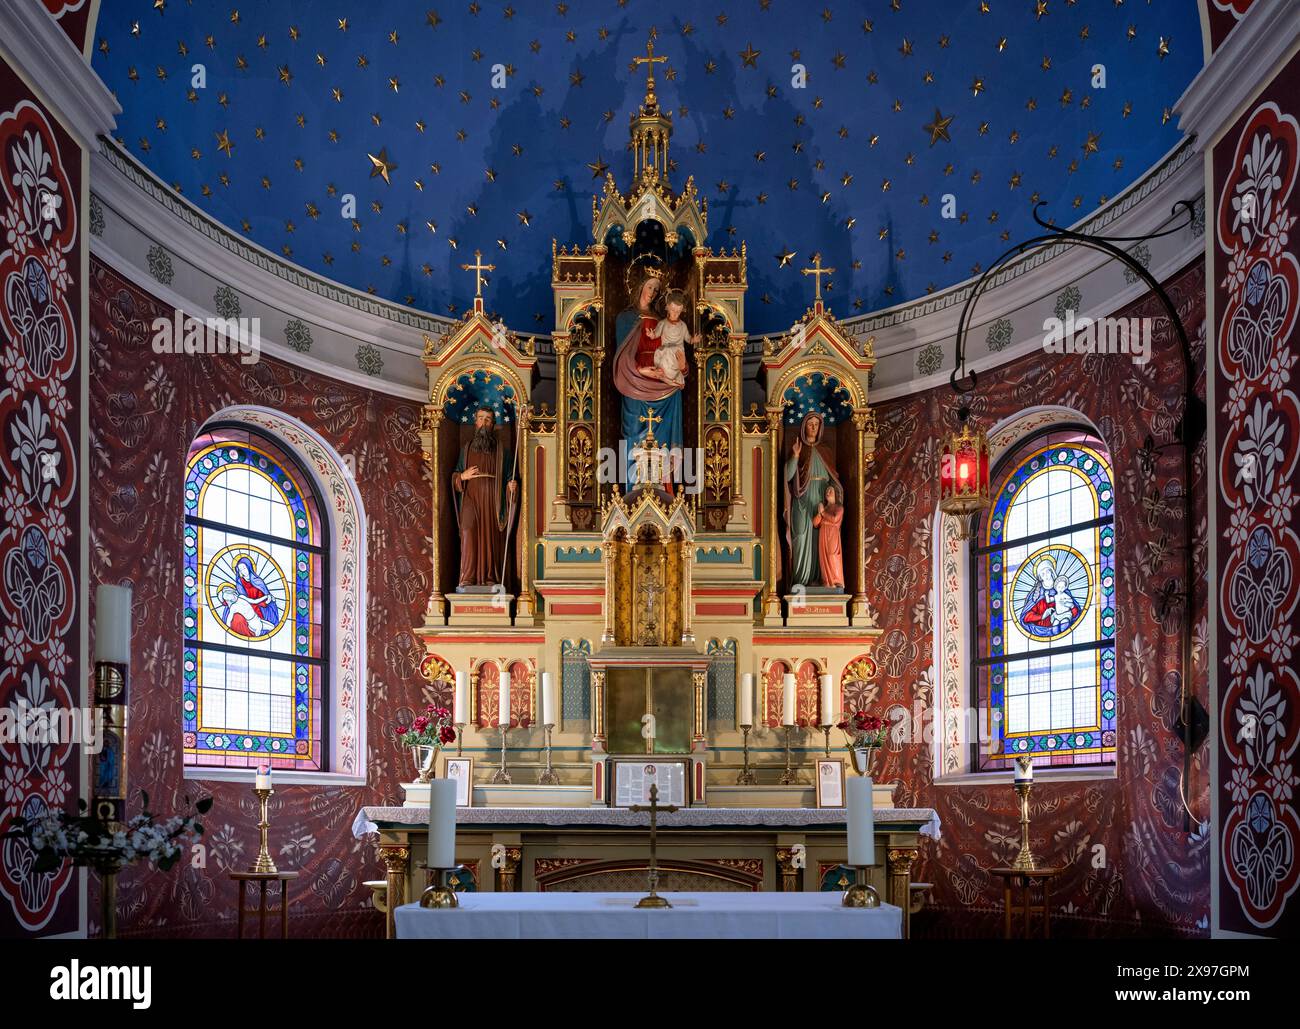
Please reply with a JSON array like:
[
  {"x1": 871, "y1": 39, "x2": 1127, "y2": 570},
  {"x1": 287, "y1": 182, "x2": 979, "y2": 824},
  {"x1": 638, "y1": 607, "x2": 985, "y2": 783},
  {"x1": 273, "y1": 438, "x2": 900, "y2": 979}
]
[{"x1": 92, "y1": 0, "x2": 1202, "y2": 334}]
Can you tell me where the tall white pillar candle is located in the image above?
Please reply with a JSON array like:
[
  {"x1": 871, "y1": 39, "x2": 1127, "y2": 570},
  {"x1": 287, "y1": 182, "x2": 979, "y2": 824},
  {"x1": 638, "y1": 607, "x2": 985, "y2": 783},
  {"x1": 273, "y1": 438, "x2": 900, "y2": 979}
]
[
  {"x1": 454, "y1": 671, "x2": 469, "y2": 723},
  {"x1": 1014, "y1": 756, "x2": 1034, "y2": 783},
  {"x1": 819, "y1": 673, "x2": 835, "y2": 727},
  {"x1": 541, "y1": 671, "x2": 557, "y2": 727},
  {"x1": 254, "y1": 765, "x2": 272, "y2": 791},
  {"x1": 782, "y1": 673, "x2": 797, "y2": 726},
  {"x1": 94, "y1": 584, "x2": 132, "y2": 664},
  {"x1": 846, "y1": 775, "x2": 875, "y2": 866},
  {"x1": 498, "y1": 671, "x2": 511, "y2": 727},
  {"x1": 427, "y1": 777, "x2": 457, "y2": 868},
  {"x1": 739, "y1": 673, "x2": 754, "y2": 726}
]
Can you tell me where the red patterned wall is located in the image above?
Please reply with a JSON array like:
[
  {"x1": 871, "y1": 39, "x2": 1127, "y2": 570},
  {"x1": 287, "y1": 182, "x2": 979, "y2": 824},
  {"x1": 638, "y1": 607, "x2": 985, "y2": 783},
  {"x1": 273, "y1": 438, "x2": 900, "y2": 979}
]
[
  {"x1": 1203, "y1": 0, "x2": 1257, "y2": 54},
  {"x1": 0, "y1": 58, "x2": 84, "y2": 939},
  {"x1": 86, "y1": 259, "x2": 432, "y2": 938},
  {"x1": 868, "y1": 260, "x2": 1210, "y2": 938},
  {"x1": 1211, "y1": 51, "x2": 1300, "y2": 938}
]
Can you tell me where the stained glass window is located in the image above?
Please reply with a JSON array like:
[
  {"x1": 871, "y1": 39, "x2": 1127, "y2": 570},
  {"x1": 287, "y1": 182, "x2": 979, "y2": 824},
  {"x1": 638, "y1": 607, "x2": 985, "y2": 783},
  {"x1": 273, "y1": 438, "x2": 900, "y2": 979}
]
[
  {"x1": 972, "y1": 430, "x2": 1116, "y2": 771},
  {"x1": 182, "y1": 426, "x2": 327, "y2": 771}
]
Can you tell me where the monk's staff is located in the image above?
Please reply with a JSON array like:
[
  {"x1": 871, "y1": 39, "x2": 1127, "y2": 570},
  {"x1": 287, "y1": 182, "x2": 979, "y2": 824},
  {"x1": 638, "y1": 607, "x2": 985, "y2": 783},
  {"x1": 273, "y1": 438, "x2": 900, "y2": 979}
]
[{"x1": 498, "y1": 397, "x2": 525, "y2": 588}]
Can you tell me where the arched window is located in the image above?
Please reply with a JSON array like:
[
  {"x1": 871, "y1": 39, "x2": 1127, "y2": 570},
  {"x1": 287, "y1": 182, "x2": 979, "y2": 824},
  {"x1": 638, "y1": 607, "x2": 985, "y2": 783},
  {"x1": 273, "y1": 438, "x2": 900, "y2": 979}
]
[
  {"x1": 182, "y1": 424, "x2": 328, "y2": 772},
  {"x1": 972, "y1": 429, "x2": 1116, "y2": 772}
]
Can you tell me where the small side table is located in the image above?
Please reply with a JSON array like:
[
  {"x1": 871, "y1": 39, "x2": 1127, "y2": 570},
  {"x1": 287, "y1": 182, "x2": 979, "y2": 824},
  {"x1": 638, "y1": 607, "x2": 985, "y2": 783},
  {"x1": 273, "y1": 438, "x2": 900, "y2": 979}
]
[
  {"x1": 991, "y1": 867, "x2": 1061, "y2": 939},
  {"x1": 231, "y1": 871, "x2": 298, "y2": 939}
]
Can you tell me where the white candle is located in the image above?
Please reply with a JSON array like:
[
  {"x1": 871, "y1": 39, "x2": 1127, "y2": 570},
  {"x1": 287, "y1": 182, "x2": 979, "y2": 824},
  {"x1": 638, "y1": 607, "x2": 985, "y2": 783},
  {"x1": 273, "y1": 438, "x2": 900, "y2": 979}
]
[
  {"x1": 782, "y1": 673, "x2": 797, "y2": 726},
  {"x1": 739, "y1": 673, "x2": 754, "y2": 727},
  {"x1": 541, "y1": 671, "x2": 557, "y2": 727},
  {"x1": 427, "y1": 777, "x2": 457, "y2": 869},
  {"x1": 454, "y1": 670, "x2": 469, "y2": 723},
  {"x1": 847, "y1": 775, "x2": 875, "y2": 866},
  {"x1": 94, "y1": 584, "x2": 132, "y2": 664},
  {"x1": 498, "y1": 671, "x2": 511, "y2": 728},
  {"x1": 254, "y1": 765, "x2": 272, "y2": 791},
  {"x1": 1015, "y1": 756, "x2": 1034, "y2": 783},
  {"x1": 819, "y1": 673, "x2": 835, "y2": 728}
]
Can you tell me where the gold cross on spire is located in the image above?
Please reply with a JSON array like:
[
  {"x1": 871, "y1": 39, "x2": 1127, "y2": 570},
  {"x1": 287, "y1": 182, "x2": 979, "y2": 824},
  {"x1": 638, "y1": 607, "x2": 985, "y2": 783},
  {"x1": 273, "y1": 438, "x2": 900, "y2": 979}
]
[
  {"x1": 638, "y1": 407, "x2": 663, "y2": 446},
  {"x1": 632, "y1": 33, "x2": 667, "y2": 111},
  {"x1": 801, "y1": 253, "x2": 836, "y2": 301},
  {"x1": 460, "y1": 249, "x2": 496, "y2": 297}
]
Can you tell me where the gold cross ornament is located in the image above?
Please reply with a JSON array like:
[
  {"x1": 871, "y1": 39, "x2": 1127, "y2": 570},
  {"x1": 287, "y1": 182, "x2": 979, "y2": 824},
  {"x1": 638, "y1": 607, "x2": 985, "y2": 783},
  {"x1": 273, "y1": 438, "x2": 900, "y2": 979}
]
[
  {"x1": 801, "y1": 253, "x2": 835, "y2": 301},
  {"x1": 461, "y1": 249, "x2": 496, "y2": 297}
]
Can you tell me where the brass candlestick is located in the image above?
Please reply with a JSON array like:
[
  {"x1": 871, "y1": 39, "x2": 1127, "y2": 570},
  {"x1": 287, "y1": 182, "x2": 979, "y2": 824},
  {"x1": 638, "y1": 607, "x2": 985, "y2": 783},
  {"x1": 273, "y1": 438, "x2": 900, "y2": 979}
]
[
  {"x1": 842, "y1": 866, "x2": 882, "y2": 908},
  {"x1": 538, "y1": 723, "x2": 560, "y2": 785},
  {"x1": 1011, "y1": 757, "x2": 1037, "y2": 871},
  {"x1": 455, "y1": 722, "x2": 465, "y2": 757},
  {"x1": 779, "y1": 725, "x2": 798, "y2": 785},
  {"x1": 491, "y1": 724, "x2": 512, "y2": 784},
  {"x1": 419, "y1": 867, "x2": 461, "y2": 909},
  {"x1": 252, "y1": 787, "x2": 277, "y2": 873},
  {"x1": 736, "y1": 724, "x2": 757, "y2": 785},
  {"x1": 821, "y1": 724, "x2": 832, "y2": 757}
]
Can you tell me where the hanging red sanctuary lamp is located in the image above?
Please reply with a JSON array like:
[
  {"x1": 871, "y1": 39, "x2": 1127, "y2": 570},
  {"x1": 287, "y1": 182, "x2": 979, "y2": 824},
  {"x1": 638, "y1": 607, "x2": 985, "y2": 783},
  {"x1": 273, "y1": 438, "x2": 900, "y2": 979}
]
[{"x1": 939, "y1": 365, "x2": 990, "y2": 541}]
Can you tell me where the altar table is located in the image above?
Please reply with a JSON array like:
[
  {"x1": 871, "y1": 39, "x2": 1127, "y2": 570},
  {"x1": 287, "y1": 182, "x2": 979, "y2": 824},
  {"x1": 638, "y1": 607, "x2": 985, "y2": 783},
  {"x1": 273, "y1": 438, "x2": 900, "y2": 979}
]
[
  {"x1": 355, "y1": 805, "x2": 939, "y2": 939},
  {"x1": 394, "y1": 892, "x2": 903, "y2": 939}
]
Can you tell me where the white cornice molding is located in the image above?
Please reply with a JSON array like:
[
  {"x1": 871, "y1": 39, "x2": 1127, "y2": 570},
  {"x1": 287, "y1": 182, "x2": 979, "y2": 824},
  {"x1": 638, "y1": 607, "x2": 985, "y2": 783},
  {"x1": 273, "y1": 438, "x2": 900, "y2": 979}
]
[
  {"x1": 0, "y1": 1, "x2": 118, "y2": 147},
  {"x1": 91, "y1": 140, "x2": 456, "y2": 355},
  {"x1": 1175, "y1": 0, "x2": 1300, "y2": 150},
  {"x1": 91, "y1": 233, "x2": 427, "y2": 402}
]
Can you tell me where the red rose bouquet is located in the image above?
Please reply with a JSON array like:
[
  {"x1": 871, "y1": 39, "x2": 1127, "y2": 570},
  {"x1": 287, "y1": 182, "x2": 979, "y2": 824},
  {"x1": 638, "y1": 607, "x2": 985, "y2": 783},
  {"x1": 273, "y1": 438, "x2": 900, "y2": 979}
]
[{"x1": 836, "y1": 710, "x2": 889, "y2": 750}]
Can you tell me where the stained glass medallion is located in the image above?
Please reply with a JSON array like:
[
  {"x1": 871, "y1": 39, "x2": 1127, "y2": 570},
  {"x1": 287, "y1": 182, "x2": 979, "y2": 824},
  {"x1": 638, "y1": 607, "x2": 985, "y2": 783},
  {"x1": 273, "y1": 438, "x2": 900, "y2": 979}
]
[{"x1": 182, "y1": 430, "x2": 326, "y2": 770}]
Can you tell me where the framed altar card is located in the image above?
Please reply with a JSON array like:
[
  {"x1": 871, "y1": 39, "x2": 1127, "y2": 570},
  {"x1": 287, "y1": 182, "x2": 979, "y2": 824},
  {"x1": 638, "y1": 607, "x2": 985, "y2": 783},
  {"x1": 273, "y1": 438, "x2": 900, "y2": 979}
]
[
  {"x1": 815, "y1": 759, "x2": 846, "y2": 809},
  {"x1": 609, "y1": 758, "x2": 689, "y2": 809},
  {"x1": 439, "y1": 756, "x2": 474, "y2": 807}
]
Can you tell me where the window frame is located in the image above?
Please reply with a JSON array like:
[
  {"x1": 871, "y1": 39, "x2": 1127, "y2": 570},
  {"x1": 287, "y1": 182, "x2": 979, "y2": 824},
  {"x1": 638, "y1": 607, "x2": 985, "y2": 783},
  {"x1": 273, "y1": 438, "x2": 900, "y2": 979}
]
[
  {"x1": 968, "y1": 425, "x2": 1117, "y2": 773},
  {"x1": 182, "y1": 422, "x2": 331, "y2": 774}
]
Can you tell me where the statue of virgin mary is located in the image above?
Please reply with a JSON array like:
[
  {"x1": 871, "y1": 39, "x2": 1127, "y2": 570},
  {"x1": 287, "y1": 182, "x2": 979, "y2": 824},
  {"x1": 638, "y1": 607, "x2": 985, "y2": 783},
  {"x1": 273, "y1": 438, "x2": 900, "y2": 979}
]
[{"x1": 611, "y1": 274, "x2": 691, "y2": 485}]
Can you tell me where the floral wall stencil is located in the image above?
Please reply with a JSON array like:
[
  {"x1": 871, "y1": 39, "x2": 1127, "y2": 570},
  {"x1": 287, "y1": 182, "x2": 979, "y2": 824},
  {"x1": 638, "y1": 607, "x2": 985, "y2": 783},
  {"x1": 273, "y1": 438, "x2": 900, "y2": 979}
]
[
  {"x1": 1212, "y1": 54, "x2": 1300, "y2": 937},
  {"x1": 0, "y1": 65, "x2": 83, "y2": 939},
  {"x1": 87, "y1": 260, "x2": 429, "y2": 938}
]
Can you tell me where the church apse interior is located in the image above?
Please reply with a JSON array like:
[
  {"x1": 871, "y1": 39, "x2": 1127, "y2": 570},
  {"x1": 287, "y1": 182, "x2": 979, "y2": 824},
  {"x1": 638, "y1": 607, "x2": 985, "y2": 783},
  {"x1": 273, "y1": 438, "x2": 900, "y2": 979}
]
[{"x1": 1, "y1": 0, "x2": 1297, "y2": 957}]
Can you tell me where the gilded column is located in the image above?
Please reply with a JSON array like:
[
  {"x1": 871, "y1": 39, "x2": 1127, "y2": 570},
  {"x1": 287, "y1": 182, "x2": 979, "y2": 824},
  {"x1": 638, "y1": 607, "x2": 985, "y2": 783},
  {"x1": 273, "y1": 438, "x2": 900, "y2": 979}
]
[
  {"x1": 728, "y1": 335, "x2": 747, "y2": 501},
  {"x1": 379, "y1": 845, "x2": 410, "y2": 940},
  {"x1": 551, "y1": 335, "x2": 570, "y2": 520},
  {"x1": 852, "y1": 407, "x2": 877, "y2": 626},
  {"x1": 591, "y1": 669, "x2": 606, "y2": 746},
  {"x1": 516, "y1": 406, "x2": 535, "y2": 620},
  {"x1": 601, "y1": 543, "x2": 616, "y2": 643},
  {"x1": 775, "y1": 848, "x2": 803, "y2": 892},
  {"x1": 887, "y1": 846, "x2": 919, "y2": 940},
  {"x1": 681, "y1": 542, "x2": 695, "y2": 645},
  {"x1": 692, "y1": 668, "x2": 707, "y2": 743},
  {"x1": 764, "y1": 404, "x2": 784, "y2": 619},
  {"x1": 496, "y1": 847, "x2": 522, "y2": 893},
  {"x1": 422, "y1": 406, "x2": 445, "y2": 625}
]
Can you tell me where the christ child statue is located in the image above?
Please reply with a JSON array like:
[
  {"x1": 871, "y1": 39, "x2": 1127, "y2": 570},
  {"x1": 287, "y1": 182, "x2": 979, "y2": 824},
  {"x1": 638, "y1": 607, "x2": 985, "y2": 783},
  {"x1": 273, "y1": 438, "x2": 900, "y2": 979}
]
[
  {"x1": 812, "y1": 484, "x2": 846, "y2": 589},
  {"x1": 647, "y1": 288, "x2": 694, "y2": 388}
]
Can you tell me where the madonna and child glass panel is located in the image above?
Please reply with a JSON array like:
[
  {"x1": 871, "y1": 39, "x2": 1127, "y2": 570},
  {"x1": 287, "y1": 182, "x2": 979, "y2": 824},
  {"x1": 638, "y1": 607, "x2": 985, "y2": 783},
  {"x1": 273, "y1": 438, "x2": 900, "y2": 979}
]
[
  {"x1": 974, "y1": 432, "x2": 1116, "y2": 771},
  {"x1": 182, "y1": 427, "x2": 326, "y2": 770}
]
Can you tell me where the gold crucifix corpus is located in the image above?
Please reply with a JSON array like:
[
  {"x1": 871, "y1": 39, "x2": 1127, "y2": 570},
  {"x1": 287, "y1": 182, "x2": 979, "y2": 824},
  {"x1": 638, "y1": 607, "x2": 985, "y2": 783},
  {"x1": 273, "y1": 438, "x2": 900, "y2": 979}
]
[
  {"x1": 461, "y1": 249, "x2": 496, "y2": 297},
  {"x1": 629, "y1": 783, "x2": 679, "y2": 909},
  {"x1": 801, "y1": 253, "x2": 836, "y2": 301}
]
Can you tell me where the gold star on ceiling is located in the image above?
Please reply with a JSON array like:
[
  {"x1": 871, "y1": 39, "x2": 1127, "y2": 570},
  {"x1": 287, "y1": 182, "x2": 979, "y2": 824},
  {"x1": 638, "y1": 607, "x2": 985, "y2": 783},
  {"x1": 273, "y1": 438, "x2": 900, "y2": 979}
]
[
  {"x1": 215, "y1": 129, "x2": 235, "y2": 157},
  {"x1": 923, "y1": 108, "x2": 954, "y2": 145},
  {"x1": 367, "y1": 148, "x2": 397, "y2": 184},
  {"x1": 739, "y1": 43, "x2": 760, "y2": 67}
]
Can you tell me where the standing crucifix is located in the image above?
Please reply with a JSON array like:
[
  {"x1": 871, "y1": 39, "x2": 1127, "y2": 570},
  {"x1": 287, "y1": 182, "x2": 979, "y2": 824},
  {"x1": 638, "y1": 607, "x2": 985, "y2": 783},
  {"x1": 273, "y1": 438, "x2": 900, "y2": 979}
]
[
  {"x1": 801, "y1": 253, "x2": 836, "y2": 301},
  {"x1": 629, "y1": 783, "x2": 678, "y2": 908}
]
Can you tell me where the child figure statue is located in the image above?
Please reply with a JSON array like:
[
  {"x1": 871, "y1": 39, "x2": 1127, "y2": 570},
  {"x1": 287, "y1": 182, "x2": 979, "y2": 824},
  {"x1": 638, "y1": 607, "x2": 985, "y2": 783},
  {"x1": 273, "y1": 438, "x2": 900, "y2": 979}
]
[{"x1": 812, "y1": 484, "x2": 846, "y2": 589}]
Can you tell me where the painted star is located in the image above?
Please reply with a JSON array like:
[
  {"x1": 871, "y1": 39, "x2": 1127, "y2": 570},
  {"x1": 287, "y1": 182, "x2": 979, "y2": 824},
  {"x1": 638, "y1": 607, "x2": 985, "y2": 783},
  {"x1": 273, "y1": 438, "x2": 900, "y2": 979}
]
[
  {"x1": 215, "y1": 129, "x2": 235, "y2": 157},
  {"x1": 367, "y1": 148, "x2": 397, "y2": 184},
  {"x1": 740, "y1": 43, "x2": 760, "y2": 67},
  {"x1": 923, "y1": 108, "x2": 954, "y2": 145},
  {"x1": 586, "y1": 157, "x2": 609, "y2": 179},
  {"x1": 1081, "y1": 131, "x2": 1101, "y2": 157}
]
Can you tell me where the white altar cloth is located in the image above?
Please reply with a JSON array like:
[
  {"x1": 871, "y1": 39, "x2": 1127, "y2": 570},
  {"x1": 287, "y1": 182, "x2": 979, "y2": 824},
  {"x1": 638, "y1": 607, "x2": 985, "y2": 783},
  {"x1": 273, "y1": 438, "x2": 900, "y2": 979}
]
[{"x1": 394, "y1": 891, "x2": 903, "y2": 939}]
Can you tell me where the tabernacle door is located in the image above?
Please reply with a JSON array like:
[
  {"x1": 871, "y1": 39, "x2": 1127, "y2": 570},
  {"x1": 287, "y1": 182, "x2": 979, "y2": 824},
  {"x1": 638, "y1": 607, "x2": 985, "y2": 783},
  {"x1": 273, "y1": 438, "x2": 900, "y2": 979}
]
[{"x1": 605, "y1": 666, "x2": 693, "y2": 755}]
